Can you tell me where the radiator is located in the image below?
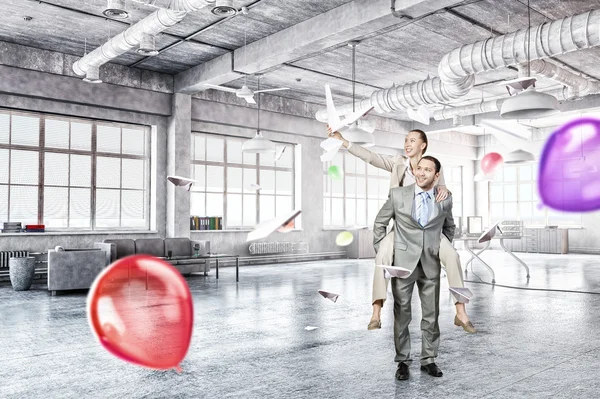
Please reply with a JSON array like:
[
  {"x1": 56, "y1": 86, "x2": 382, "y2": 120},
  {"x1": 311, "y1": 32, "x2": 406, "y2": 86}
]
[{"x1": 0, "y1": 251, "x2": 29, "y2": 269}]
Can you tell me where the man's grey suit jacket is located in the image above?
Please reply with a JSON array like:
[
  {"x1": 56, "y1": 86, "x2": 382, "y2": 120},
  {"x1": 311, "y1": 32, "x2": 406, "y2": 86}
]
[{"x1": 373, "y1": 184, "x2": 456, "y2": 279}]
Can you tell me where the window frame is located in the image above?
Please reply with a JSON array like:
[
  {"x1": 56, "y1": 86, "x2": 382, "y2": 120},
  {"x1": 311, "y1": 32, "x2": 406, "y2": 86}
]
[
  {"x1": 190, "y1": 132, "x2": 295, "y2": 230},
  {"x1": 0, "y1": 108, "x2": 151, "y2": 231},
  {"x1": 488, "y1": 162, "x2": 582, "y2": 227}
]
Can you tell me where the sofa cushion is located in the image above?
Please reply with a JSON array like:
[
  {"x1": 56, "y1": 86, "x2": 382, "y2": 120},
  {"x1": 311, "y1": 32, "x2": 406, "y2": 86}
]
[
  {"x1": 164, "y1": 238, "x2": 192, "y2": 257},
  {"x1": 103, "y1": 239, "x2": 135, "y2": 260},
  {"x1": 135, "y1": 238, "x2": 165, "y2": 258}
]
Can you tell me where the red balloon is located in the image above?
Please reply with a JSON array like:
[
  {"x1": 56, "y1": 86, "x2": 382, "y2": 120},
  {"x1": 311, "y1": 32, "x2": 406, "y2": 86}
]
[
  {"x1": 481, "y1": 152, "x2": 504, "y2": 174},
  {"x1": 88, "y1": 255, "x2": 194, "y2": 371}
]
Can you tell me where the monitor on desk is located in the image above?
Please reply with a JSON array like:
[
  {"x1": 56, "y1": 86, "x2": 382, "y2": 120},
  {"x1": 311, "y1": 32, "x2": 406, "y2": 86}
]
[{"x1": 467, "y1": 216, "x2": 483, "y2": 236}]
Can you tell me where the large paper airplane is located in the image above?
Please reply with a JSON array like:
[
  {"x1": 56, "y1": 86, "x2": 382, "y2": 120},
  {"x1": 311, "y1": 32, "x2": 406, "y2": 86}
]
[
  {"x1": 377, "y1": 265, "x2": 412, "y2": 279},
  {"x1": 325, "y1": 84, "x2": 374, "y2": 133},
  {"x1": 246, "y1": 209, "x2": 302, "y2": 242}
]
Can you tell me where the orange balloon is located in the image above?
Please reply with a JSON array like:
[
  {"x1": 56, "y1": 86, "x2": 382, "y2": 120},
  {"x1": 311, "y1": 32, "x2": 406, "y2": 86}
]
[
  {"x1": 481, "y1": 152, "x2": 504, "y2": 174},
  {"x1": 87, "y1": 255, "x2": 194, "y2": 371}
]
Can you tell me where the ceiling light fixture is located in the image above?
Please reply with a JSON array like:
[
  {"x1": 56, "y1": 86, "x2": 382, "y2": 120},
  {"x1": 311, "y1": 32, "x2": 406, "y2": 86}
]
[
  {"x1": 500, "y1": 0, "x2": 559, "y2": 119},
  {"x1": 242, "y1": 76, "x2": 276, "y2": 154},
  {"x1": 103, "y1": 0, "x2": 129, "y2": 19},
  {"x1": 137, "y1": 33, "x2": 159, "y2": 56},
  {"x1": 211, "y1": 0, "x2": 237, "y2": 16},
  {"x1": 343, "y1": 41, "x2": 374, "y2": 147},
  {"x1": 503, "y1": 149, "x2": 536, "y2": 164}
]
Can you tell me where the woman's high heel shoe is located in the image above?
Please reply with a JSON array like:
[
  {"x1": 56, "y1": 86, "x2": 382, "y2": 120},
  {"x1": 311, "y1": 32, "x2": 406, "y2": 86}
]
[{"x1": 367, "y1": 319, "x2": 382, "y2": 330}]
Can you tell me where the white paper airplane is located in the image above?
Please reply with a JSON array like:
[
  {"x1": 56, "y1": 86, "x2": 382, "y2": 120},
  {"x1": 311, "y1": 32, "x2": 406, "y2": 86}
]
[
  {"x1": 320, "y1": 138, "x2": 344, "y2": 152},
  {"x1": 319, "y1": 138, "x2": 344, "y2": 162},
  {"x1": 499, "y1": 76, "x2": 537, "y2": 95},
  {"x1": 318, "y1": 290, "x2": 340, "y2": 303},
  {"x1": 275, "y1": 145, "x2": 286, "y2": 161},
  {"x1": 304, "y1": 326, "x2": 319, "y2": 331},
  {"x1": 377, "y1": 265, "x2": 412, "y2": 279},
  {"x1": 167, "y1": 175, "x2": 197, "y2": 191},
  {"x1": 246, "y1": 209, "x2": 302, "y2": 242},
  {"x1": 407, "y1": 105, "x2": 431, "y2": 125},
  {"x1": 249, "y1": 183, "x2": 262, "y2": 191},
  {"x1": 478, "y1": 221, "x2": 500, "y2": 243},
  {"x1": 449, "y1": 287, "x2": 473, "y2": 304},
  {"x1": 325, "y1": 84, "x2": 374, "y2": 132}
]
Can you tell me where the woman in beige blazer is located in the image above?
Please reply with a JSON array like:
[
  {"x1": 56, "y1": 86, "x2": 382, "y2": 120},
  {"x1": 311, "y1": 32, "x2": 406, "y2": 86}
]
[{"x1": 328, "y1": 128, "x2": 475, "y2": 333}]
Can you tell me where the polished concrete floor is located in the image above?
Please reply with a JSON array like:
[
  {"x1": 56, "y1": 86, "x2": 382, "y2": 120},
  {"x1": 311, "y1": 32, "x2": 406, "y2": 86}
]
[{"x1": 1, "y1": 250, "x2": 600, "y2": 398}]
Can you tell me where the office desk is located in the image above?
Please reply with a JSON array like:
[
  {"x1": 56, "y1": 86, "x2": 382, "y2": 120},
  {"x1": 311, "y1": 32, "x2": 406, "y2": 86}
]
[
  {"x1": 453, "y1": 235, "x2": 530, "y2": 284},
  {"x1": 160, "y1": 254, "x2": 240, "y2": 282}
]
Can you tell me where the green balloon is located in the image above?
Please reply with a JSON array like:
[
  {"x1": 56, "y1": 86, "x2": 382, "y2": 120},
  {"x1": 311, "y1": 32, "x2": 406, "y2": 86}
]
[
  {"x1": 336, "y1": 231, "x2": 354, "y2": 246},
  {"x1": 328, "y1": 165, "x2": 344, "y2": 180}
]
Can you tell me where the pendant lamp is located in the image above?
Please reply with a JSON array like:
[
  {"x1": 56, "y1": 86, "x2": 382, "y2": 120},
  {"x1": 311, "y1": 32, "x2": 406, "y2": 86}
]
[
  {"x1": 242, "y1": 76, "x2": 276, "y2": 154},
  {"x1": 343, "y1": 41, "x2": 374, "y2": 147}
]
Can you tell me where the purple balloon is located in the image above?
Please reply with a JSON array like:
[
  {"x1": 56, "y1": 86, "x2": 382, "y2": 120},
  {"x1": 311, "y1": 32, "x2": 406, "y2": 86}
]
[{"x1": 539, "y1": 118, "x2": 600, "y2": 212}]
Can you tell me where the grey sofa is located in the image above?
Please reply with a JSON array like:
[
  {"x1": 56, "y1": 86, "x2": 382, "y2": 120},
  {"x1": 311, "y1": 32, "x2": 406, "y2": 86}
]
[
  {"x1": 102, "y1": 237, "x2": 210, "y2": 275},
  {"x1": 47, "y1": 245, "x2": 112, "y2": 295}
]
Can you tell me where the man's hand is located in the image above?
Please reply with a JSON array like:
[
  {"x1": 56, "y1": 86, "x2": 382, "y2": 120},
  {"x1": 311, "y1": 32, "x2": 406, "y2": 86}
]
[
  {"x1": 327, "y1": 125, "x2": 349, "y2": 148},
  {"x1": 435, "y1": 186, "x2": 451, "y2": 202}
]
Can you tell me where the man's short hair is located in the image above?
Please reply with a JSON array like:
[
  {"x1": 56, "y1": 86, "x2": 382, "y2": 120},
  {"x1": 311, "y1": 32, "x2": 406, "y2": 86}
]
[{"x1": 419, "y1": 155, "x2": 441, "y2": 173}]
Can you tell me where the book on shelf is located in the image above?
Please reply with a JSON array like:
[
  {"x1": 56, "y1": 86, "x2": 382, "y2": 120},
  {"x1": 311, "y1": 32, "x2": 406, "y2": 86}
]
[
  {"x1": 189, "y1": 216, "x2": 223, "y2": 230},
  {"x1": 3, "y1": 222, "x2": 22, "y2": 233},
  {"x1": 25, "y1": 224, "x2": 45, "y2": 233}
]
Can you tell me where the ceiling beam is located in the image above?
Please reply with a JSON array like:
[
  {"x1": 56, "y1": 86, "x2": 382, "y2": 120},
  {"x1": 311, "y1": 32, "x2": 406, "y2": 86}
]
[{"x1": 175, "y1": 0, "x2": 465, "y2": 94}]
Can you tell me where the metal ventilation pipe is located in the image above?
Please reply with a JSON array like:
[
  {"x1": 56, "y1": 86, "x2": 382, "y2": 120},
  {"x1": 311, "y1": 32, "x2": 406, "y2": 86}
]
[
  {"x1": 438, "y1": 9, "x2": 600, "y2": 95},
  {"x1": 73, "y1": 0, "x2": 215, "y2": 78},
  {"x1": 317, "y1": 8, "x2": 600, "y2": 122},
  {"x1": 529, "y1": 59, "x2": 600, "y2": 97}
]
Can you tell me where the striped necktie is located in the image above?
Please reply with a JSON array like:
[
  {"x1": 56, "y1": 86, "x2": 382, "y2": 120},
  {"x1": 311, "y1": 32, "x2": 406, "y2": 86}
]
[{"x1": 416, "y1": 191, "x2": 430, "y2": 227}]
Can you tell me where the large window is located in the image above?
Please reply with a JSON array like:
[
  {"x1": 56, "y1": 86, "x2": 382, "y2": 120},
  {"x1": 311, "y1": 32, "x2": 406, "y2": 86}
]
[
  {"x1": 323, "y1": 152, "x2": 389, "y2": 228},
  {"x1": 489, "y1": 164, "x2": 581, "y2": 226},
  {"x1": 444, "y1": 165, "x2": 463, "y2": 218},
  {"x1": 0, "y1": 109, "x2": 150, "y2": 230},
  {"x1": 190, "y1": 133, "x2": 295, "y2": 229}
]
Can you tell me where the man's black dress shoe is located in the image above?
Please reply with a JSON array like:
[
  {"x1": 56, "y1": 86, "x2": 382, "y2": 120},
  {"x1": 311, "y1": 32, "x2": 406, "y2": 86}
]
[
  {"x1": 395, "y1": 362, "x2": 410, "y2": 380},
  {"x1": 420, "y1": 363, "x2": 443, "y2": 377}
]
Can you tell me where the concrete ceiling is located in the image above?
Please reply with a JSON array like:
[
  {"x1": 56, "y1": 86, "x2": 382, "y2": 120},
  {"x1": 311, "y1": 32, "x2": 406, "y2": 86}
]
[{"x1": 2, "y1": 0, "x2": 600, "y2": 124}]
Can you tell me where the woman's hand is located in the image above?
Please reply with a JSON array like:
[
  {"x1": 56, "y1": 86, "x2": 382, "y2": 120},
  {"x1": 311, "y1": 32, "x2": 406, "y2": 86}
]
[
  {"x1": 435, "y1": 186, "x2": 451, "y2": 202},
  {"x1": 327, "y1": 125, "x2": 349, "y2": 148}
]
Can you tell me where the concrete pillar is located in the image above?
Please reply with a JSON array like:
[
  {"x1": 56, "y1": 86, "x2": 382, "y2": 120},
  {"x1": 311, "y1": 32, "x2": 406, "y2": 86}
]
[{"x1": 166, "y1": 93, "x2": 192, "y2": 238}]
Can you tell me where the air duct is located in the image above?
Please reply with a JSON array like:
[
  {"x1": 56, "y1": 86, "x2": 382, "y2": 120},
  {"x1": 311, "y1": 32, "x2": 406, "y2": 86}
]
[
  {"x1": 317, "y1": 9, "x2": 600, "y2": 123},
  {"x1": 137, "y1": 33, "x2": 159, "y2": 56},
  {"x1": 529, "y1": 59, "x2": 600, "y2": 97},
  {"x1": 73, "y1": 0, "x2": 215, "y2": 79}
]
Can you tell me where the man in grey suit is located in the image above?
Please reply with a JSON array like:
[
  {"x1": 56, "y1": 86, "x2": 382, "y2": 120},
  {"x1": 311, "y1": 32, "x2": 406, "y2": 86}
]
[{"x1": 373, "y1": 155, "x2": 455, "y2": 381}]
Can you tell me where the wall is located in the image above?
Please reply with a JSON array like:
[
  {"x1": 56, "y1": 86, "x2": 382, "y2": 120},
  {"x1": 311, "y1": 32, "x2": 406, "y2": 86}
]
[{"x1": 0, "y1": 65, "x2": 170, "y2": 252}]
